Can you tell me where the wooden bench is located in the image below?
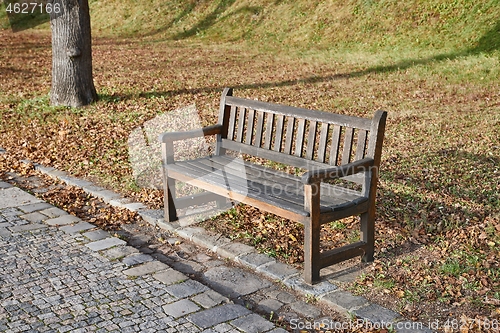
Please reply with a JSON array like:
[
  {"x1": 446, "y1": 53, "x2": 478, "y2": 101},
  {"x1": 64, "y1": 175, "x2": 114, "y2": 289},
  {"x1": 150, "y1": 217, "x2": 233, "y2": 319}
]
[{"x1": 159, "y1": 88, "x2": 387, "y2": 284}]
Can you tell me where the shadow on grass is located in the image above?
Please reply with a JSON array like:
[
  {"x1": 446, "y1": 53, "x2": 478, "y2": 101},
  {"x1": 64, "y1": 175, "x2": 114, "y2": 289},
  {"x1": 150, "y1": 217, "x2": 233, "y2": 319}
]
[{"x1": 141, "y1": 0, "x2": 262, "y2": 41}]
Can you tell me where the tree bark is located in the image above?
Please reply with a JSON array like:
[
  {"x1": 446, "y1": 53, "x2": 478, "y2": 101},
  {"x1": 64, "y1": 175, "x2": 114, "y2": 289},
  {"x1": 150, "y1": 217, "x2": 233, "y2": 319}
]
[{"x1": 50, "y1": 0, "x2": 97, "y2": 107}]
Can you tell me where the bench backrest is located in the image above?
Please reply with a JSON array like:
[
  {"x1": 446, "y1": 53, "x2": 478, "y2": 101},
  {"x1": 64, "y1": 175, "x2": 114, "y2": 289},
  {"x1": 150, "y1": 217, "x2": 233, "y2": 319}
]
[{"x1": 216, "y1": 88, "x2": 387, "y2": 171}]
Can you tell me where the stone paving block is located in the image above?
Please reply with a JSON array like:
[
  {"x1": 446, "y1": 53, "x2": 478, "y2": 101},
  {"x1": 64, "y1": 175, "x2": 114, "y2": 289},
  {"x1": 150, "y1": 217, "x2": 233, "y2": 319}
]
[
  {"x1": 354, "y1": 303, "x2": 401, "y2": 324},
  {"x1": 18, "y1": 202, "x2": 54, "y2": 213},
  {"x1": 176, "y1": 226, "x2": 205, "y2": 241},
  {"x1": 215, "y1": 242, "x2": 255, "y2": 259},
  {"x1": 230, "y1": 313, "x2": 275, "y2": 333},
  {"x1": 289, "y1": 301, "x2": 322, "y2": 319},
  {"x1": 190, "y1": 290, "x2": 229, "y2": 309},
  {"x1": 257, "y1": 261, "x2": 299, "y2": 281},
  {"x1": 128, "y1": 234, "x2": 152, "y2": 247},
  {"x1": 108, "y1": 198, "x2": 133, "y2": 209},
  {"x1": 40, "y1": 207, "x2": 69, "y2": 218},
  {"x1": 59, "y1": 222, "x2": 95, "y2": 234},
  {"x1": 138, "y1": 209, "x2": 163, "y2": 226},
  {"x1": 203, "y1": 267, "x2": 271, "y2": 298},
  {"x1": 191, "y1": 232, "x2": 231, "y2": 252},
  {"x1": 284, "y1": 276, "x2": 337, "y2": 297},
  {"x1": 0, "y1": 228, "x2": 11, "y2": 237},
  {"x1": 162, "y1": 299, "x2": 200, "y2": 318},
  {"x1": 20, "y1": 212, "x2": 47, "y2": 223},
  {"x1": 8, "y1": 223, "x2": 48, "y2": 233},
  {"x1": 0, "y1": 181, "x2": 13, "y2": 189},
  {"x1": 170, "y1": 259, "x2": 205, "y2": 276},
  {"x1": 0, "y1": 187, "x2": 43, "y2": 209},
  {"x1": 122, "y1": 261, "x2": 170, "y2": 277},
  {"x1": 123, "y1": 202, "x2": 147, "y2": 212},
  {"x1": 187, "y1": 304, "x2": 251, "y2": 329},
  {"x1": 153, "y1": 269, "x2": 188, "y2": 286},
  {"x1": 61, "y1": 177, "x2": 93, "y2": 189},
  {"x1": 83, "y1": 229, "x2": 111, "y2": 241},
  {"x1": 320, "y1": 289, "x2": 368, "y2": 313},
  {"x1": 165, "y1": 279, "x2": 209, "y2": 299},
  {"x1": 236, "y1": 253, "x2": 275, "y2": 269},
  {"x1": 86, "y1": 237, "x2": 127, "y2": 252},
  {"x1": 122, "y1": 253, "x2": 154, "y2": 266},
  {"x1": 256, "y1": 299, "x2": 283, "y2": 313},
  {"x1": 45, "y1": 215, "x2": 81, "y2": 227},
  {"x1": 102, "y1": 245, "x2": 139, "y2": 260},
  {"x1": 90, "y1": 190, "x2": 121, "y2": 203},
  {"x1": 0, "y1": 222, "x2": 12, "y2": 228}
]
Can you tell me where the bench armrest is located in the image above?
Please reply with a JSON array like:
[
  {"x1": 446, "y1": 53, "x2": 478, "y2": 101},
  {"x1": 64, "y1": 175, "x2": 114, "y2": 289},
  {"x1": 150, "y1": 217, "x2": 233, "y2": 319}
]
[
  {"x1": 301, "y1": 157, "x2": 375, "y2": 184},
  {"x1": 159, "y1": 124, "x2": 223, "y2": 143}
]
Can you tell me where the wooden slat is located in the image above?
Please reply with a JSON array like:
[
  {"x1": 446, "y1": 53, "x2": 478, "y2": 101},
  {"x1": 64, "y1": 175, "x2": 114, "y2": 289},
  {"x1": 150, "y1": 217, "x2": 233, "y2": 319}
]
[
  {"x1": 220, "y1": 139, "x2": 331, "y2": 171},
  {"x1": 245, "y1": 109, "x2": 255, "y2": 145},
  {"x1": 264, "y1": 113, "x2": 275, "y2": 149},
  {"x1": 329, "y1": 125, "x2": 342, "y2": 165},
  {"x1": 225, "y1": 96, "x2": 372, "y2": 130},
  {"x1": 236, "y1": 107, "x2": 246, "y2": 143},
  {"x1": 319, "y1": 241, "x2": 368, "y2": 268},
  {"x1": 274, "y1": 115, "x2": 285, "y2": 152},
  {"x1": 169, "y1": 162, "x2": 310, "y2": 216},
  {"x1": 306, "y1": 121, "x2": 318, "y2": 160},
  {"x1": 284, "y1": 116, "x2": 295, "y2": 154},
  {"x1": 355, "y1": 129, "x2": 367, "y2": 160},
  {"x1": 167, "y1": 168, "x2": 308, "y2": 222},
  {"x1": 254, "y1": 110, "x2": 265, "y2": 148},
  {"x1": 295, "y1": 118, "x2": 306, "y2": 157},
  {"x1": 227, "y1": 105, "x2": 237, "y2": 140},
  {"x1": 317, "y1": 123, "x2": 329, "y2": 163},
  {"x1": 342, "y1": 127, "x2": 354, "y2": 164},
  {"x1": 174, "y1": 192, "x2": 223, "y2": 209}
]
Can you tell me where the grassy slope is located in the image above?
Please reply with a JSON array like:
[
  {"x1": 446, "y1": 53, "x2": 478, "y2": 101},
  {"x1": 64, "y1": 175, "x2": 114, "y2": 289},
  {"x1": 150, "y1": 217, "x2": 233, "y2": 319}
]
[
  {"x1": 1, "y1": 0, "x2": 499, "y2": 323},
  {"x1": 86, "y1": 0, "x2": 500, "y2": 54}
]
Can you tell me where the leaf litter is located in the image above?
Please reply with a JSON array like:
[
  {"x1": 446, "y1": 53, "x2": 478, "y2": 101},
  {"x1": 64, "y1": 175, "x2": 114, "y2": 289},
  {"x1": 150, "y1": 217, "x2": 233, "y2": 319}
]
[{"x1": 1, "y1": 29, "x2": 499, "y2": 331}]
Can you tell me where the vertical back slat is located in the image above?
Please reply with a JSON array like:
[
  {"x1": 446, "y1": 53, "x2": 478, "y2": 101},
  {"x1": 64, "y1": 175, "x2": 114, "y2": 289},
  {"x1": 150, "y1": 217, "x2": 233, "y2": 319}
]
[
  {"x1": 227, "y1": 105, "x2": 237, "y2": 140},
  {"x1": 342, "y1": 127, "x2": 354, "y2": 164},
  {"x1": 254, "y1": 111, "x2": 265, "y2": 147},
  {"x1": 264, "y1": 113, "x2": 275, "y2": 149},
  {"x1": 274, "y1": 115, "x2": 285, "y2": 152},
  {"x1": 236, "y1": 107, "x2": 246, "y2": 142},
  {"x1": 305, "y1": 121, "x2": 318, "y2": 160},
  {"x1": 317, "y1": 123, "x2": 329, "y2": 163},
  {"x1": 329, "y1": 125, "x2": 342, "y2": 165},
  {"x1": 355, "y1": 129, "x2": 368, "y2": 160},
  {"x1": 284, "y1": 116, "x2": 295, "y2": 154},
  {"x1": 246, "y1": 109, "x2": 255, "y2": 145},
  {"x1": 295, "y1": 118, "x2": 306, "y2": 157}
]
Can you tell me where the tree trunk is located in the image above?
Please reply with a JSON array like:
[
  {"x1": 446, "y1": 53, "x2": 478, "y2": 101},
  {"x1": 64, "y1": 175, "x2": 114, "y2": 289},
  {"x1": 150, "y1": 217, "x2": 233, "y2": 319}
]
[{"x1": 50, "y1": 0, "x2": 97, "y2": 107}]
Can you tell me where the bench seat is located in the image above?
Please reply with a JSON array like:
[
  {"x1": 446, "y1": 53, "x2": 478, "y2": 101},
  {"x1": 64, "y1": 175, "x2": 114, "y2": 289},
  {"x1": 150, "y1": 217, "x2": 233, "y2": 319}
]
[{"x1": 167, "y1": 155, "x2": 369, "y2": 218}]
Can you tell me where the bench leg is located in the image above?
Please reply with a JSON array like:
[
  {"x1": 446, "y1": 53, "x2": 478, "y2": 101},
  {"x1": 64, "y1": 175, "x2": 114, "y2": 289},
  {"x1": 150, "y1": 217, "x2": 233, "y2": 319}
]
[
  {"x1": 304, "y1": 183, "x2": 321, "y2": 284},
  {"x1": 164, "y1": 177, "x2": 178, "y2": 222},
  {"x1": 360, "y1": 212, "x2": 374, "y2": 262}
]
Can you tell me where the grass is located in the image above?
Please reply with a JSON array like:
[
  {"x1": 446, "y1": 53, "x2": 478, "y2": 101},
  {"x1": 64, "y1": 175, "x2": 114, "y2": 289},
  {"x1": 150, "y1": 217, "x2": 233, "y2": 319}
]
[{"x1": 1, "y1": 0, "x2": 499, "y2": 325}]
